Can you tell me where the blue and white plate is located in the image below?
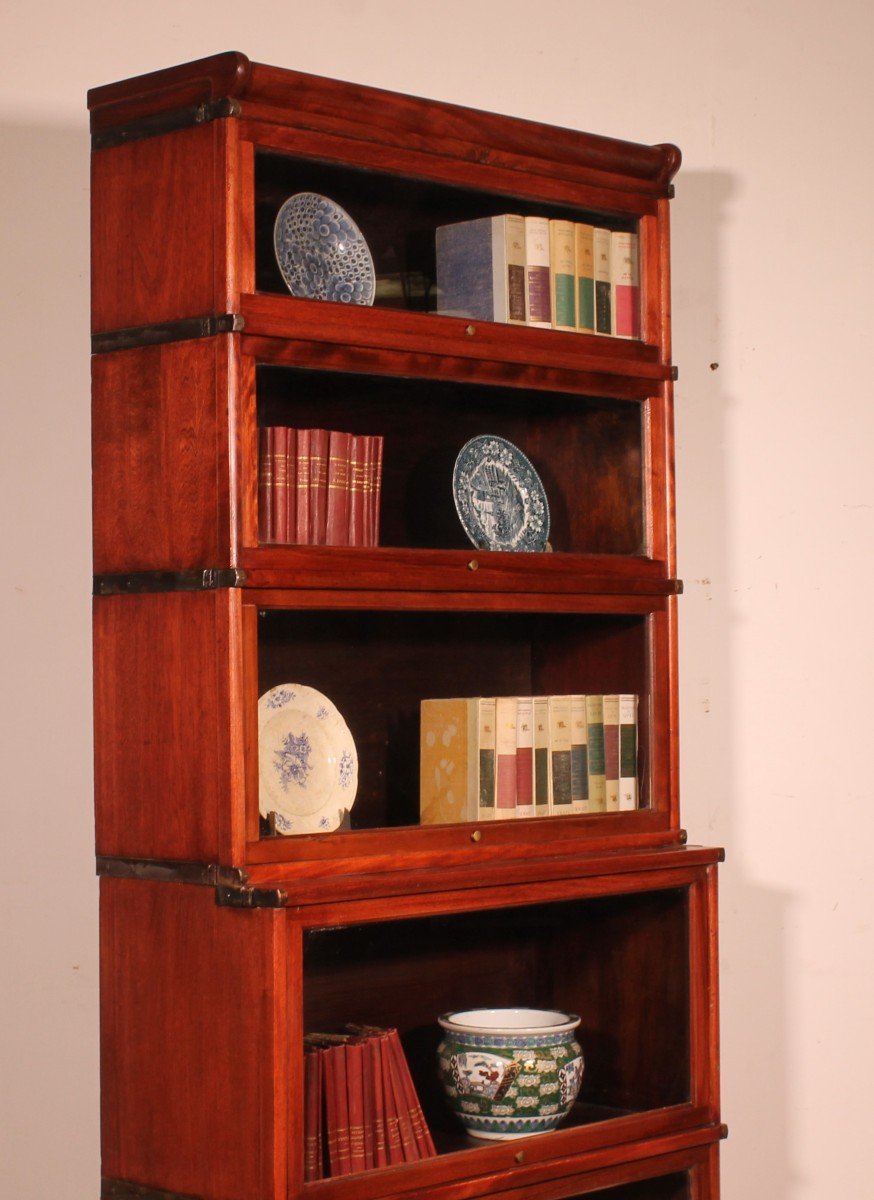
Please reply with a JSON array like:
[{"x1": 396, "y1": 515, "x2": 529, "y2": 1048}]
[
  {"x1": 273, "y1": 192, "x2": 375, "y2": 305},
  {"x1": 453, "y1": 435, "x2": 550, "y2": 552},
  {"x1": 258, "y1": 684, "x2": 358, "y2": 835}
]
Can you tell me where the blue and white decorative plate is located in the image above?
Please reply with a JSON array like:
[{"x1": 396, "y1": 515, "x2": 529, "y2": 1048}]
[
  {"x1": 258, "y1": 684, "x2": 358, "y2": 835},
  {"x1": 453, "y1": 435, "x2": 550, "y2": 553},
  {"x1": 273, "y1": 192, "x2": 375, "y2": 305}
]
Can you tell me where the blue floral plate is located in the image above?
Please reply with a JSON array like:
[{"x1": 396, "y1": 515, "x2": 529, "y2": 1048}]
[
  {"x1": 453, "y1": 435, "x2": 550, "y2": 552},
  {"x1": 273, "y1": 192, "x2": 375, "y2": 305},
  {"x1": 258, "y1": 684, "x2": 358, "y2": 835}
]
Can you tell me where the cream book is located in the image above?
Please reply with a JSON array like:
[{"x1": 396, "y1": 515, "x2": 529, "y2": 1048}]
[
  {"x1": 494, "y1": 695, "x2": 518, "y2": 819},
  {"x1": 514, "y1": 697, "x2": 535, "y2": 819},
  {"x1": 610, "y1": 230, "x2": 640, "y2": 339},
  {"x1": 618, "y1": 693, "x2": 639, "y2": 810},
  {"x1": 548, "y1": 694, "x2": 573, "y2": 813},
  {"x1": 593, "y1": 227, "x2": 612, "y2": 336},
  {"x1": 533, "y1": 696, "x2": 551, "y2": 817},
  {"x1": 419, "y1": 698, "x2": 479, "y2": 825},
  {"x1": 569, "y1": 695, "x2": 589, "y2": 814},
  {"x1": 549, "y1": 219, "x2": 576, "y2": 331},
  {"x1": 574, "y1": 223, "x2": 595, "y2": 333},
  {"x1": 585, "y1": 693, "x2": 607, "y2": 811},
  {"x1": 524, "y1": 215, "x2": 552, "y2": 327},
  {"x1": 603, "y1": 694, "x2": 621, "y2": 811}
]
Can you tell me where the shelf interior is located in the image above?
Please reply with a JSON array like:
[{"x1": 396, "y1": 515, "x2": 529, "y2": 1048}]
[
  {"x1": 258, "y1": 608, "x2": 651, "y2": 831},
  {"x1": 303, "y1": 889, "x2": 691, "y2": 1154},
  {"x1": 558, "y1": 1173, "x2": 690, "y2": 1200},
  {"x1": 255, "y1": 151, "x2": 639, "y2": 312},
  {"x1": 257, "y1": 365, "x2": 645, "y2": 556}
]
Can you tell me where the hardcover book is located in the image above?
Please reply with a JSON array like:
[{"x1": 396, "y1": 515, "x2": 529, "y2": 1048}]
[
  {"x1": 619, "y1": 693, "x2": 639, "y2": 810},
  {"x1": 495, "y1": 695, "x2": 518, "y2": 818},
  {"x1": 309, "y1": 428, "x2": 330, "y2": 545},
  {"x1": 611, "y1": 230, "x2": 640, "y2": 339},
  {"x1": 435, "y1": 214, "x2": 527, "y2": 324},
  {"x1": 273, "y1": 425, "x2": 290, "y2": 544},
  {"x1": 603, "y1": 693, "x2": 621, "y2": 811},
  {"x1": 575, "y1": 223, "x2": 596, "y2": 333},
  {"x1": 478, "y1": 696, "x2": 497, "y2": 821},
  {"x1": 514, "y1": 696, "x2": 535, "y2": 819},
  {"x1": 326, "y1": 429, "x2": 352, "y2": 546},
  {"x1": 524, "y1": 215, "x2": 552, "y2": 327},
  {"x1": 593, "y1": 227, "x2": 612, "y2": 335},
  {"x1": 548, "y1": 694, "x2": 573, "y2": 812},
  {"x1": 549, "y1": 219, "x2": 577, "y2": 331},
  {"x1": 419, "y1": 698, "x2": 480, "y2": 825},
  {"x1": 569, "y1": 694, "x2": 590, "y2": 814},
  {"x1": 585, "y1": 694, "x2": 607, "y2": 810},
  {"x1": 533, "y1": 695, "x2": 551, "y2": 816},
  {"x1": 258, "y1": 427, "x2": 275, "y2": 544}
]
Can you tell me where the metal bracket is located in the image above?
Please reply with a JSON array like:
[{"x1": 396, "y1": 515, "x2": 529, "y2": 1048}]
[
  {"x1": 91, "y1": 312, "x2": 244, "y2": 355},
  {"x1": 96, "y1": 858, "x2": 247, "y2": 889},
  {"x1": 92, "y1": 97, "x2": 242, "y2": 151},
  {"x1": 215, "y1": 884, "x2": 288, "y2": 909},
  {"x1": 94, "y1": 568, "x2": 246, "y2": 596}
]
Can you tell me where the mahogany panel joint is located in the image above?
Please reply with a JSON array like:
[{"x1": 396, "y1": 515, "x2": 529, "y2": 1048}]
[
  {"x1": 95, "y1": 856, "x2": 246, "y2": 889},
  {"x1": 92, "y1": 97, "x2": 242, "y2": 150},
  {"x1": 93, "y1": 568, "x2": 246, "y2": 595},
  {"x1": 91, "y1": 313, "x2": 244, "y2": 354},
  {"x1": 102, "y1": 1178, "x2": 201, "y2": 1200},
  {"x1": 214, "y1": 883, "x2": 288, "y2": 908}
]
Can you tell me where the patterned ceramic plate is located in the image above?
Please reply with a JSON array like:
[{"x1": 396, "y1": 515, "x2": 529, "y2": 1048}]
[
  {"x1": 453, "y1": 435, "x2": 550, "y2": 552},
  {"x1": 258, "y1": 684, "x2": 358, "y2": 835},
  {"x1": 273, "y1": 192, "x2": 375, "y2": 305}
]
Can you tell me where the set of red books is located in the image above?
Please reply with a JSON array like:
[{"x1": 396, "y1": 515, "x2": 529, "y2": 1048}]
[
  {"x1": 304, "y1": 1025, "x2": 436, "y2": 1181},
  {"x1": 258, "y1": 426, "x2": 384, "y2": 547}
]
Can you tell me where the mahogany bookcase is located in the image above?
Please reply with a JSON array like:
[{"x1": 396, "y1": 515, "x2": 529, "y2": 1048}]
[{"x1": 90, "y1": 52, "x2": 723, "y2": 1200}]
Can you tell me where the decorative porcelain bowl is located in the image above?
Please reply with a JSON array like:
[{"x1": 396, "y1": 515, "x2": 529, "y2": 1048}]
[{"x1": 437, "y1": 1008, "x2": 583, "y2": 1140}]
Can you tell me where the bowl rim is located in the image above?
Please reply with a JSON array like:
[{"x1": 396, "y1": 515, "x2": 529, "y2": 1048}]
[{"x1": 438, "y1": 1007, "x2": 580, "y2": 1035}]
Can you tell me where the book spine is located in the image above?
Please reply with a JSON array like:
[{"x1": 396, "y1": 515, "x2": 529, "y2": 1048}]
[
  {"x1": 548, "y1": 694, "x2": 573, "y2": 813},
  {"x1": 272, "y1": 426, "x2": 289, "y2": 544},
  {"x1": 345, "y1": 1040, "x2": 367, "y2": 1174},
  {"x1": 503, "y1": 214, "x2": 527, "y2": 324},
  {"x1": 569, "y1": 694, "x2": 590, "y2": 814},
  {"x1": 494, "y1": 695, "x2": 518, "y2": 818},
  {"x1": 378, "y1": 1032, "x2": 405, "y2": 1165},
  {"x1": 419, "y1": 698, "x2": 478, "y2": 825},
  {"x1": 367, "y1": 434, "x2": 384, "y2": 548},
  {"x1": 524, "y1": 215, "x2": 552, "y2": 327},
  {"x1": 295, "y1": 428, "x2": 311, "y2": 544},
  {"x1": 514, "y1": 696, "x2": 535, "y2": 819},
  {"x1": 309, "y1": 428, "x2": 330, "y2": 545},
  {"x1": 285, "y1": 427, "x2": 296, "y2": 543},
  {"x1": 386, "y1": 1028, "x2": 435, "y2": 1159},
  {"x1": 619, "y1": 693, "x2": 639, "y2": 810},
  {"x1": 593, "y1": 227, "x2": 612, "y2": 335},
  {"x1": 603, "y1": 694, "x2": 621, "y2": 811},
  {"x1": 348, "y1": 434, "x2": 367, "y2": 547},
  {"x1": 303, "y1": 1049, "x2": 324, "y2": 1182},
  {"x1": 549, "y1": 219, "x2": 576, "y2": 331},
  {"x1": 611, "y1": 230, "x2": 640, "y2": 339},
  {"x1": 533, "y1": 696, "x2": 550, "y2": 817},
  {"x1": 586, "y1": 694, "x2": 607, "y2": 811},
  {"x1": 477, "y1": 696, "x2": 497, "y2": 821},
  {"x1": 575, "y1": 223, "x2": 595, "y2": 333},
  {"x1": 324, "y1": 1043, "x2": 352, "y2": 1176},
  {"x1": 368, "y1": 1034, "x2": 388, "y2": 1168},
  {"x1": 258, "y1": 427, "x2": 275, "y2": 544},
  {"x1": 326, "y1": 429, "x2": 352, "y2": 546}
]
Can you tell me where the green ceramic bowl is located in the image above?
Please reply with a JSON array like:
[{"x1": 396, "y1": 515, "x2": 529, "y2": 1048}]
[{"x1": 437, "y1": 1008, "x2": 583, "y2": 1140}]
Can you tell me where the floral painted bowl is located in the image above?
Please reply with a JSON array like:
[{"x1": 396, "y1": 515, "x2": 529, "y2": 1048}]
[{"x1": 437, "y1": 1008, "x2": 583, "y2": 1140}]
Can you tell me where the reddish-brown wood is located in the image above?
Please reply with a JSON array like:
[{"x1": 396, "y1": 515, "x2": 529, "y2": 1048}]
[
  {"x1": 90, "y1": 53, "x2": 719, "y2": 1200},
  {"x1": 100, "y1": 878, "x2": 286, "y2": 1200}
]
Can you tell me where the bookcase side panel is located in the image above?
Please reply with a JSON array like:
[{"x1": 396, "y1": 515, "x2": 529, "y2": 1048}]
[
  {"x1": 93, "y1": 590, "x2": 240, "y2": 862},
  {"x1": 100, "y1": 878, "x2": 286, "y2": 1200},
  {"x1": 91, "y1": 121, "x2": 232, "y2": 333},
  {"x1": 92, "y1": 337, "x2": 237, "y2": 574}
]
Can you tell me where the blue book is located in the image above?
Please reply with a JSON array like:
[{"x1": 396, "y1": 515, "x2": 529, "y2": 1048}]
[{"x1": 436, "y1": 214, "x2": 526, "y2": 324}]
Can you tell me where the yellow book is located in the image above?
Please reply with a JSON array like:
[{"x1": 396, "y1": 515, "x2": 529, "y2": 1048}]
[{"x1": 420, "y1": 698, "x2": 480, "y2": 825}]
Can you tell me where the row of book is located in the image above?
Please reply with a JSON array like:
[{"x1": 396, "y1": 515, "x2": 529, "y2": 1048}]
[
  {"x1": 258, "y1": 426, "x2": 384, "y2": 547},
  {"x1": 420, "y1": 694, "x2": 639, "y2": 825},
  {"x1": 304, "y1": 1025, "x2": 436, "y2": 1180},
  {"x1": 436, "y1": 215, "x2": 640, "y2": 339}
]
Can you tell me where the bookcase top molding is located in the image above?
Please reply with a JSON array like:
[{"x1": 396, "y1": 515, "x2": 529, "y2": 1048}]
[{"x1": 87, "y1": 50, "x2": 682, "y2": 194}]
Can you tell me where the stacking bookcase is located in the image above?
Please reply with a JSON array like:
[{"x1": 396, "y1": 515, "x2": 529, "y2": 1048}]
[{"x1": 90, "y1": 52, "x2": 723, "y2": 1200}]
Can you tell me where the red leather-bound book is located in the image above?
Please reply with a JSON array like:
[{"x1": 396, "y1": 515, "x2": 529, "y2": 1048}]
[
  {"x1": 385, "y1": 1028, "x2": 436, "y2": 1159},
  {"x1": 345, "y1": 1039, "x2": 367, "y2": 1174},
  {"x1": 309, "y1": 428, "x2": 330, "y2": 545},
  {"x1": 367, "y1": 1033, "x2": 388, "y2": 1169},
  {"x1": 272, "y1": 426, "x2": 289, "y2": 544},
  {"x1": 325, "y1": 429, "x2": 352, "y2": 547},
  {"x1": 323, "y1": 1043, "x2": 352, "y2": 1176},
  {"x1": 348, "y1": 434, "x2": 368, "y2": 547},
  {"x1": 303, "y1": 1048, "x2": 324, "y2": 1182},
  {"x1": 295, "y1": 428, "x2": 310, "y2": 544},
  {"x1": 369, "y1": 434, "x2": 384, "y2": 548},
  {"x1": 284, "y1": 426, "x2": 296, "y2": 544},
  {"x1": 258, "y1": 427, "x2": 275, "y2": 544}
]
